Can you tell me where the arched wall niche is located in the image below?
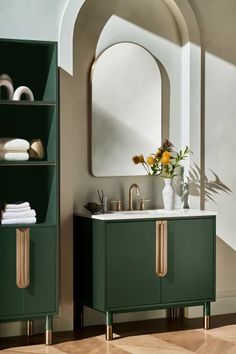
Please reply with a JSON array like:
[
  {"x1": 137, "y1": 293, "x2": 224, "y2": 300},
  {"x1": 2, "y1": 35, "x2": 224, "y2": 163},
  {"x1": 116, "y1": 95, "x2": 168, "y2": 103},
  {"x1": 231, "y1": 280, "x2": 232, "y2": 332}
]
[
  {"x1": 59, "y1": 0, "x2": 201, "y2": 206},
  {"x1": 59, "y1": 0, "x2": 201, "y2": 73}
]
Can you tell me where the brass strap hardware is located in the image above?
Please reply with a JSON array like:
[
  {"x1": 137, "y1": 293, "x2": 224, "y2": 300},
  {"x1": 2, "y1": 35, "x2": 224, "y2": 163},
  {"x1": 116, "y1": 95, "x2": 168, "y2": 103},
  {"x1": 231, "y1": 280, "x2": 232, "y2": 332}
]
[
  {"x1": 156, "y1": 221, "x2": 168, "y2": 277},
  {"x1": 16, "y1": 228, "x2": 30, "y2": 289}
]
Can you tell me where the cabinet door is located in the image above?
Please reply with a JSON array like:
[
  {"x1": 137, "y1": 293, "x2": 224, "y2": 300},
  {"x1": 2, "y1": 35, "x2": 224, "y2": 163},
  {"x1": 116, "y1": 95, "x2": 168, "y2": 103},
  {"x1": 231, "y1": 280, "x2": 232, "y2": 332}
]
[
  {"x1": 162, "y1": 218, "x2": 215, "y2": 303},
  {"x1": 24, "y1": 227, "x2": 57, "y2": 315},
  {"x1": 0, "y1": 229, "x2": 24, "y2": 318},
  {"x1": 106, "y1": 221, "x2": 161, "y2": 309}
]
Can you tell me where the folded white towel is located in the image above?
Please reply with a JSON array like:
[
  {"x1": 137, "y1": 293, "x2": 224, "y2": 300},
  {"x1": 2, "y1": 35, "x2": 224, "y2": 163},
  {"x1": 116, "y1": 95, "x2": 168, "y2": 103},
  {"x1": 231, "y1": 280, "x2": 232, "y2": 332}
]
[
  {"x1": 2, "y1": 209, "x2": 36, "y2": 219},
  {"x1": 5, "y1": 202, "x2": 30, "y2": 209},
  {"x1": 1, "y1": 217, "x2": 36, "y2": 225},
  {"x1": 0, "y1": 138, "x2": 30, "y2": 151},
  {"x1": 5, "y1": 206, "x2": 31, "y2": 212},
  {"x1": 0, "y1": 151, "x2": 29, "y2": 161}
]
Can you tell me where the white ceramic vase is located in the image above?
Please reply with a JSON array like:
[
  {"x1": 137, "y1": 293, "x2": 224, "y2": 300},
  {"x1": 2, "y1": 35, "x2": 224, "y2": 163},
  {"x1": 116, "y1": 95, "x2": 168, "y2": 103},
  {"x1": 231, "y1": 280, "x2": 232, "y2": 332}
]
[{"x1": 162, "y1": 178, "x2": 174, "y2": 210}]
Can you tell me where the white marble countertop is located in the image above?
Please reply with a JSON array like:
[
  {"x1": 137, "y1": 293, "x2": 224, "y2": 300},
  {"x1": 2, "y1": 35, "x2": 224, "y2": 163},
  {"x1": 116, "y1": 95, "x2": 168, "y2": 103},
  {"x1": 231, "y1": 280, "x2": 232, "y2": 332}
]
[{"x1": 76, "y1": 209, "x2": 217, "y2": 221}]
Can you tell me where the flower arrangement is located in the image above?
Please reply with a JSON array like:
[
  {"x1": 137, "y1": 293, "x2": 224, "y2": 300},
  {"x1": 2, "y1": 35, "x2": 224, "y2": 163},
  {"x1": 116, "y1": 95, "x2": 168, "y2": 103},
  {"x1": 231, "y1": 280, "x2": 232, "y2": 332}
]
[{"x1": 132, "y1": 139, "x2": 189, "y2": 178}]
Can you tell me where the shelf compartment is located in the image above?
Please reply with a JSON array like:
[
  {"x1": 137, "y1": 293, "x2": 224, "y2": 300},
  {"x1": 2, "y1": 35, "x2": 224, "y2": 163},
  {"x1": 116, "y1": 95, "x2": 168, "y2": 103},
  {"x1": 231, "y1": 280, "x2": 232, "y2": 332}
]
[
  {"x1": 0, "y1": 166, "x2": 57, "y2": 225},
  {"x1": 0, "y1": 40, "x2": 57, "y2": 102},
  {"x1": 0, "y1": 105, "x2": 57, "y2": 162}
]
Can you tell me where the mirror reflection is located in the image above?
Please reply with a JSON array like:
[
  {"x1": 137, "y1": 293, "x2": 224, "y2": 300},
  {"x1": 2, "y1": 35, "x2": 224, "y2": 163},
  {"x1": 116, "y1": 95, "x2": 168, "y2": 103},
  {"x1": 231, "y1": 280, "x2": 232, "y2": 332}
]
[{"x1": 91, "y1": 42, "x2": 162, "y2": 176}]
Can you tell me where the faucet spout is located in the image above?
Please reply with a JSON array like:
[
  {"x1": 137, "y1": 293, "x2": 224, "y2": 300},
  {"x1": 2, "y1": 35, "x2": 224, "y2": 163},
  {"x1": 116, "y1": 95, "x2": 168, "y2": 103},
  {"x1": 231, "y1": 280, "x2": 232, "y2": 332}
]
[{"x1": 129, "y1": 183, "x2": 140, "y2": 211}]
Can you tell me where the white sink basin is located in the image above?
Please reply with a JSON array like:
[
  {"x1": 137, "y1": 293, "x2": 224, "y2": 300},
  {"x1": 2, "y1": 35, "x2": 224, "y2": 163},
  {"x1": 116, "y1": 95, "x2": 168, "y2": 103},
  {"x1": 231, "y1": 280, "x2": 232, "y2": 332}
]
[
  {"x1": 89, "y1": 209, "x2": 217, "y2": 220},
  {"x1": 110, "y1": 209, "x2": 171, "y2": 215}
]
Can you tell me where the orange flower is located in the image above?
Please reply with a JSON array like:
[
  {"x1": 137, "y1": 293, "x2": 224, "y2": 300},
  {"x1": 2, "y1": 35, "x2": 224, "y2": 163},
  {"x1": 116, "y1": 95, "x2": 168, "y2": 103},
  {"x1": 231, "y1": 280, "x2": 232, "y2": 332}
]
[
  {"x1": 146, "y1": 156, "x2": 155, "y2": 165},
  {"x1": 132, "y1": 155, "x2": 145, "y2": 164},
  {"x1": 160, "y1": 151, "x2": 171, "y2": 165}
]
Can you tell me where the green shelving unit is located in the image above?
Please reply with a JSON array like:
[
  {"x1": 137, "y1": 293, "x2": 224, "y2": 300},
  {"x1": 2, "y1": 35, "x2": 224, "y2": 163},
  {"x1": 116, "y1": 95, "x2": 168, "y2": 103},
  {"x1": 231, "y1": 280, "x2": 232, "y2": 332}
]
[{"x1": 0, "y1": 39, "x2": 59, "y2": 345}]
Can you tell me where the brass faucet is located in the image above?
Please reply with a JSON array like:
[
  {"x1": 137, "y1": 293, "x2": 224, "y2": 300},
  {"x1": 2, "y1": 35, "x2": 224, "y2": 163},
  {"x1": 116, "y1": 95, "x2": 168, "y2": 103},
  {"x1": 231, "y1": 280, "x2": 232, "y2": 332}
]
[{"x1": 128, "y1": 183, "x2": 140, "y2": 210}]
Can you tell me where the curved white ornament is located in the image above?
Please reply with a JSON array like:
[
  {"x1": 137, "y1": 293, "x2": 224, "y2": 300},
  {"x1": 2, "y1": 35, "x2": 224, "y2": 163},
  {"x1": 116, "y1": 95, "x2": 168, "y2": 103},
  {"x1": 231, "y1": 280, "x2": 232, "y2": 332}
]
[
  {"x1": 13, "y1": 86, "x2": 34, "y2": 101},
  {"x1": 0, "y1": 74, "x2": 14, "y2": 100},
  {"x1": 162, "y1": 178, "x2": 174, "y2": 210},
  {"x1": 0, "y1": 73, "x2": 13, "y2": 83}
]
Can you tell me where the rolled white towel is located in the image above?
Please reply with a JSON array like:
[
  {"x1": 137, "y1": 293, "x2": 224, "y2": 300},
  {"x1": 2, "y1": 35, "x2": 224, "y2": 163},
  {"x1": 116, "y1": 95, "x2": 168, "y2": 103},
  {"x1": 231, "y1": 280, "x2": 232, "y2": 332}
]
[
  {"x1": 1, "y1": 217, "x2": 36, "y2": 225},
  {"x1": 5, "y1": 206, "x2": 31, "y2": 212},
  {"x1": 2, "y1": 209, "x2": 36, "y2": 219},
  {"x1": 0, "y1": 151, "x2": 29, "y2": 161},
  {"x1": 5, "y1": 202, "x2": 30, "y2": 209},
  {"x1": 0, "y1": 138, "x2": 30, "y2": 151}
]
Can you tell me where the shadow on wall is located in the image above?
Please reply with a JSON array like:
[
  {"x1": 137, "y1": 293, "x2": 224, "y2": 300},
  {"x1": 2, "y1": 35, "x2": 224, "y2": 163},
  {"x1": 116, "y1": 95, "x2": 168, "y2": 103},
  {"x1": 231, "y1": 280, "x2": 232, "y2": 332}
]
[{"x1": 174, "y1": 163, "x2": 232, "y2": 207}]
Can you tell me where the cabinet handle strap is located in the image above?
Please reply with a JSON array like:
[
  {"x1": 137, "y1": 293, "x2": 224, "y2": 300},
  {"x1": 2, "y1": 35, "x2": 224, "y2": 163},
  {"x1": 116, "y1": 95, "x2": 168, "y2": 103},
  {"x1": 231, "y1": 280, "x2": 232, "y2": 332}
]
[
  {"x1": 155, "y1": 221, "x2": 168, "y2": 277},
  {"x1": 16, "y1": 228, "x2": 30, "y2": 289}
]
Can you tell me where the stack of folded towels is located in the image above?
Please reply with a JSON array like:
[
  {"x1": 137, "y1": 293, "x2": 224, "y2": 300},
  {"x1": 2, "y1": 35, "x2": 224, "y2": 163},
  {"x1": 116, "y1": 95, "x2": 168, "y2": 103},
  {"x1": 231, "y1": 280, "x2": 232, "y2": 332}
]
[
  {"x1": 1, "y1": 202, "x2": 36, "y2": 225},
  {"x1": 0, "y1": 138, "x2": 30, "y2": 161}
]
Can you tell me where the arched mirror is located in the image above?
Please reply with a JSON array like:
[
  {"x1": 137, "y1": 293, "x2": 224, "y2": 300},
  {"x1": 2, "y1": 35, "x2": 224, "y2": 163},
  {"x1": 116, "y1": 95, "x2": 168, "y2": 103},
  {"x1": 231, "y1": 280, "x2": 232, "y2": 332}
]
[{"x1": 91, "y1": 42, "x2": 162, "y2": 176}]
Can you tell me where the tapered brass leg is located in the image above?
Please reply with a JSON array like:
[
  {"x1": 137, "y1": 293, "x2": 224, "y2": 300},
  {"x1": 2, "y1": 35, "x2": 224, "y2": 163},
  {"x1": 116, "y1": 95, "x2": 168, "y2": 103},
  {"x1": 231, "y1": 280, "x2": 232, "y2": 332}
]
[
  {"x1": 106, "y1": 325, "x2": 113, "y2": 341},
  {"x1": 105, "y1": 312, "x2": 113, "y2": 341},
  {"x1": 204, "y1": 315, "x2": 210, "y2": 330},
  {"x1": 45, "y1": 315, "x2": 53, "y2": 345},
  {"x1": 46, "y1": 329, "x2": 52, "y2": 345},
  {"x1": 203, "y1": 302, "x2": 210, "y2": 330},
  {"x1": 167, "y1": 307, "x2": 184, "y2": 319},
  {"x1": 26, "y1": 320, "x2": 34, "y2": 336}
]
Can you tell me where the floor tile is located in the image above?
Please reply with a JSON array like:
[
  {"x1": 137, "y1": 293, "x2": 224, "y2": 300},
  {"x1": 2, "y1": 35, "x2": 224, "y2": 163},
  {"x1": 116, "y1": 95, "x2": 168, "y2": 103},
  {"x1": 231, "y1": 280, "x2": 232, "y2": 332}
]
[
  {"x1": 100, "y1": 334, "x2": 195, "y2": 354},
  {"x1": 153, "y1": 329, "x2": 210, "y2": 352},
  {"x1": 196, "y1": 336, "x2": 236, "y2": 354},
  {"x1": 4, "y1": 344, "x2": 65, "y2": 353},
  {"x1": 207, "y1": 325, "x2": 236, "y2": 343},
  {"x1": 55, "y1": 337, "x2": 131, "y2": 354}
]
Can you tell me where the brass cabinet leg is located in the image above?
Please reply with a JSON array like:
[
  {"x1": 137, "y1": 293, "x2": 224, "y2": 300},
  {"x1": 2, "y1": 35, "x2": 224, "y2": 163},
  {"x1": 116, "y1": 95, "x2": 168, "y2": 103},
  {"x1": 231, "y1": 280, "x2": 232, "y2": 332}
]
[
  {"x1": 203, "y1": 302, "x2": 210, "y2": 330},
  {"x1": 167, "y1": 307, "x2": 184, "y2": 319},
  {"x1": 46, "y1": 315, "x2": 53, "y2": 345},
  {"x1": 105, "y1": 312, "x2": 113, "y2": 341},
  {"x1": 26, "y1": 320, "x2": 34, "y2": 336}
]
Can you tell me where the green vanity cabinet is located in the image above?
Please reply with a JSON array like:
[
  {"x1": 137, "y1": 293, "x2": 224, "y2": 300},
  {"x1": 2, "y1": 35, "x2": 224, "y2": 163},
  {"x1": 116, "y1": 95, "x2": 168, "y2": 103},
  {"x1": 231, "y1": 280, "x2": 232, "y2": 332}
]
[
  {"x1": 162, "y1": 218, "x2": 215, "y2": 304},
  {"x1": 23, "y1": 227, "x2": 57, "y2": 315},
  {"x1": 106, "y1": 221, "x2": 161, "y2": 309},
  {"x1": 0, "y1": 226, "x2": 57, "y2": 320},
  {"x1": 0, "y1": 39, "x2": 59, "y2": 345},
  {"x1": 107, "y1": 218, "x2": 215, "y2": 309},
  {"x1": 0, "y1": 229, "x2": 24, "y2": 318},
  {"x1": 74, "y1": 214, "x2": 216, "y2": 340}
]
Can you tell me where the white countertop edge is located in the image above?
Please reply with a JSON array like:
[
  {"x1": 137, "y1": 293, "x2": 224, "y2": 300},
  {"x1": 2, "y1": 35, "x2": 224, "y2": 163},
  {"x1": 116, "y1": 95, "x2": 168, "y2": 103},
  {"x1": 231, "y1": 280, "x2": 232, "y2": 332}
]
[{"x1": 75, "y1": 209, "x2": 217, "y2": 221}]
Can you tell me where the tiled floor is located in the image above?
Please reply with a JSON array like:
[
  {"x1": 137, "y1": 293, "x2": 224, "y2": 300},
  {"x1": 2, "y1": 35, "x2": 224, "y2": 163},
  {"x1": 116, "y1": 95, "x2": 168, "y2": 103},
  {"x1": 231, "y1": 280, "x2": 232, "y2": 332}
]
[{"x1": 2, "y1": 316, "x2": 236, "y2": 354}]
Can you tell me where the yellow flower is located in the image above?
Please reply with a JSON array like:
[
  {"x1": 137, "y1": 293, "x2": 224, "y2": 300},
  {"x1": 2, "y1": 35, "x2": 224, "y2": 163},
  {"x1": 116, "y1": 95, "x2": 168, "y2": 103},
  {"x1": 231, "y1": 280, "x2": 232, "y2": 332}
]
[
  {"x1": 155, "y1": 148, "x2": 162, "y2": 158},
  {"x1": 160, "y1": 151, "x2": 171, "y2": 165},
  {"x1": 146, "y1": 156, "x2": 155, "y2": 165},
  {"x1": 132, "y1": 155, "x2": 145, "y2": 164}
]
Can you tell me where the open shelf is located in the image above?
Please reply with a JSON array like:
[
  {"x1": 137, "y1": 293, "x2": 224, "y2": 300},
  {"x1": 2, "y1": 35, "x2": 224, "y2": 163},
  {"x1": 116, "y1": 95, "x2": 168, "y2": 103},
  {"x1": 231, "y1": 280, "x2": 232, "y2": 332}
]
[
  {"x1": 0, "y1": 223, "x2": 57, "y2": 228},
  {"x1": 0, "y1": 100, "x2": 56, "y2": 106},
  {"x1": 0, "y1": 105, "x2": 57, "y2": 162},
  {"x1": 0, "y1": 161, "x2": 56, "y2": 166},
  {"x1": 0, "y1": 166, "x2": 57, "y2": 225},
  {"x1": 0, "y1": 40, "x2": 57, "y2": 102}
]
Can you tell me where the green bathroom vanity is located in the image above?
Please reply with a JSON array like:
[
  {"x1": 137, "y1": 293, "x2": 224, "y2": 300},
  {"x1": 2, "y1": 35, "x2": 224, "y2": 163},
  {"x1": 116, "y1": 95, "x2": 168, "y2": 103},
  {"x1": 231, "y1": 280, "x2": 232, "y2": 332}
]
[{"x1": 74, "y1": 209, "x2": 216, "y2": 340}]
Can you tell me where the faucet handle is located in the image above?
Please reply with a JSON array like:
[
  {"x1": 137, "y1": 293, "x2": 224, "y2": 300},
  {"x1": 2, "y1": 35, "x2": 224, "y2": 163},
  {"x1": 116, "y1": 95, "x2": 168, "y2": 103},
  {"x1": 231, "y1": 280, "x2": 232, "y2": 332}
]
[
  {"x1": 110, "y1": 200, "x2": 123, "y2": 211},
  {"x1": 138, "y1": 198, "x2": 150, "y2": 210}
]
